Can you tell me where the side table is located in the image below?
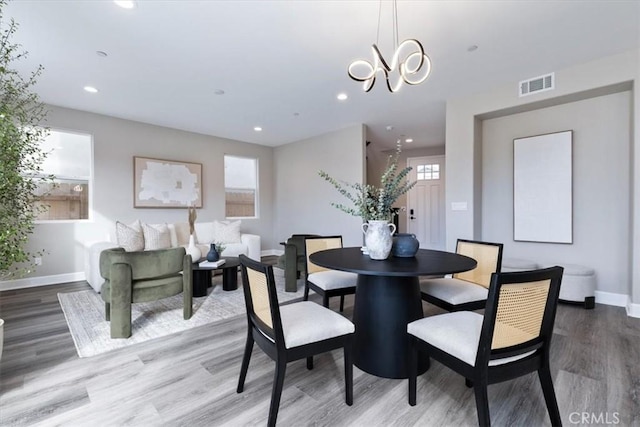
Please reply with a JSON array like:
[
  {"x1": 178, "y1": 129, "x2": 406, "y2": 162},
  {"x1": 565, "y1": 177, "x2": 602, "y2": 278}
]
[{"x1": 191, "y1": 257, "x2": 240, "y2": 297}]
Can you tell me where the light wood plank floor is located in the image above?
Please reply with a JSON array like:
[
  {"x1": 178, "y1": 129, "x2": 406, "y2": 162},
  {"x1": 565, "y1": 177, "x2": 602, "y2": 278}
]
[{"x1": 1, "y1": 263, "x2": 639, "y2": 426}]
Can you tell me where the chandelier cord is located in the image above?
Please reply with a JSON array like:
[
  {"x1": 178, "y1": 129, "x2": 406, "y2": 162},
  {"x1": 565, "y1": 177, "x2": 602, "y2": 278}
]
[
  {"x1": 376, "y1": 0, "x2": 382, "y2": 46},
  {"x1": 377, "y1": 0, "x2": 399, "y2": 50},
  {"x1": 393, "y1": 0, "x2": 398, "y2": 49}
]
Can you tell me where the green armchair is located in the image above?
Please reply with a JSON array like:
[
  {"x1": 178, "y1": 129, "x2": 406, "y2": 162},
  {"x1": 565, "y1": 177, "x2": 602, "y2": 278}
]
[
  {"x1": 276, "y1": 234, "x2": 318, "y2": 292},
  {"x1": 99, "y1": 247, "x2": 193, "y2": 338}
]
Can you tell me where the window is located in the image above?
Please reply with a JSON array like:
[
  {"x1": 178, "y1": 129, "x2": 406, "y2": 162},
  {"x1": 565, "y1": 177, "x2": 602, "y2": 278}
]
[
  {"x1": 224, "y1": 155, "x2": 258, "y2": 218},
  {"x1": 416, "y1": 163, "x2": 440, "y2": 180},
  {"x1": 34, "y1": 130, "x2": 92, "y2": 221}
]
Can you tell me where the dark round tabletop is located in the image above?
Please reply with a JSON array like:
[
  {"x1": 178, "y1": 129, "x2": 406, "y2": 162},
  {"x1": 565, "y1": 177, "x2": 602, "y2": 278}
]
[{"x1": 310, "y1": 247, "x2": 477, "y2": 277}]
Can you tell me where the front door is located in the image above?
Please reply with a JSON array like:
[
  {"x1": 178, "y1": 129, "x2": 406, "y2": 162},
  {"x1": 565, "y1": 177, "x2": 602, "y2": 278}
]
[{"x1": 407, "y1": 155, "x2": 445, "y2": 250}]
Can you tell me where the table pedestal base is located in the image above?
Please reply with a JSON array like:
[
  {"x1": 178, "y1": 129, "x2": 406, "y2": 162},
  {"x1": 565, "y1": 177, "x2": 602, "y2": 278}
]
[
  {"x1": 353, "y1": 275, "x2": 428, "y2": 379},
  {"x1": 192, "y1": 269, "x2": 211, "y2": 297},
  {"x1": 192, "y1": 266, "x2": 239, "y2": 297},
  {"x1": 222, "y1": 267, "x2": 238, "y2": 291}
]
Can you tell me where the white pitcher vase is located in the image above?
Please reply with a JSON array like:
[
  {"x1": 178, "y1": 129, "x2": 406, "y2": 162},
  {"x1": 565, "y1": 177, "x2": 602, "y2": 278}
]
[
  {"x1": 362, "y1": 220, "x2": 396, "y2": 260},
  {"x1": 186, "y1": 234, "x2": 201, "y2": 262}
]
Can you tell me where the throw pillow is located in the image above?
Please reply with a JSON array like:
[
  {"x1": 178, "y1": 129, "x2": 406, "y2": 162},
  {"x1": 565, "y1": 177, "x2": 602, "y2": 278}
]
[
  {"x1": 174, "y1": 222, "x2": 191, "y2": 246},
  {"x1": 116, "y1": 220, "x2": 144, "y2": 252},
  {"x1": 142, "y1": 223, "x2": 172, "y2": 250},
  {"x1": 194, "y1": 222, "x2": 215, "y2": 244},
  {"x1": 213, "y1": 220, "x2": 242, "y2": 244}
]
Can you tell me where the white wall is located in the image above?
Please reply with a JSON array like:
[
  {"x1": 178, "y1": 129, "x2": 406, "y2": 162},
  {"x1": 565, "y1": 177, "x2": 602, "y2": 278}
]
[
  {"x1": 273, "y1": 125, "x2": 365, "y2": 247},
  {"x1": 446, "y1": 48, "x2": 640, "y2": 309},
  {"x1": 482, "y1": 91, "x2": 631, "y2": 295},
  {"x1": 7, "y1": 105, "x2": 275, "y2": 283}
]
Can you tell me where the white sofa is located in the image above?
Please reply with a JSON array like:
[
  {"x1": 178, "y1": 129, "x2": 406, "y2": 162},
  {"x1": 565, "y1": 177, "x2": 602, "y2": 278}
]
[{"x1": 84, "y1": 221, "x2": 261, "y2": 292}]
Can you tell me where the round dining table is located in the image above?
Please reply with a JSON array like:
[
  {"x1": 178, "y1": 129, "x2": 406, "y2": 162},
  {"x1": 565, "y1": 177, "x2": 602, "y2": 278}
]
[{"x1": 310, "y1": 247, "x2": 477, "y2": 379}]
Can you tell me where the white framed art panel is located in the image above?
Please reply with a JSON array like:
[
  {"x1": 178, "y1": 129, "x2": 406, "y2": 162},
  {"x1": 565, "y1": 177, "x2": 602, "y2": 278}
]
[{"x1": 513, "y1": 130, "x2": 572, "y2": 243}]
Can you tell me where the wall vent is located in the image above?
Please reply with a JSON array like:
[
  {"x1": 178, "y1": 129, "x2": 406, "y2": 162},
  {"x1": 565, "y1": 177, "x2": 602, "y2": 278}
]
[{"x1": 519, "y1": 72, "x2": 554, "y2": 97}]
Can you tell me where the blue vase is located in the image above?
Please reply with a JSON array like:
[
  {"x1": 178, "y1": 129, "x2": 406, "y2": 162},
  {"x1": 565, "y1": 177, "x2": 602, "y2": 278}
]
[
  {"x1": 206, "y1": 244, "x2": 219, "y2": 262},
  {"x1": 391, "y1": 233, "x2": 419, "y2": 257}
]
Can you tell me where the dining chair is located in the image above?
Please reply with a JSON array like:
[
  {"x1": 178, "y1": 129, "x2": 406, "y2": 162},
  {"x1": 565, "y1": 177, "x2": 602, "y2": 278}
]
[
  {"x1": 419, "y1": 239, "x2": 503, "y2": 311},
  {"x1": 304, "y1": 235, "x2": 358, "y2": 312},
  {"x1": 408, "y1": 266, "x2": 564, "y2": 426},
  {"x1": 237, "y1": 255, "x2": 355, "y2": 427}
]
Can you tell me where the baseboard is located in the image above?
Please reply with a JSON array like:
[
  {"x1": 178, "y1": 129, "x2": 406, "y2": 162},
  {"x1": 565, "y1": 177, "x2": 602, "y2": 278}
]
[
  {"x1": 594, "y1": 290, "x2": 628, "y2": 307},
  {"x1": 0, "y1": 272, "x2": 85, "y2": 291},
  {"x1": 626, "y1": 301, "x2": 640, "y2": 318}
]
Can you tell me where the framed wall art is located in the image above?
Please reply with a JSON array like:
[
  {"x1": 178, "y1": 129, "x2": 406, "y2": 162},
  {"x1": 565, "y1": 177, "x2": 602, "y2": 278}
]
[
  {"x1": 513, "y1": 130, "x2": 572, "y2": 243},
  {"x1": 133, "y1": 156, "x2": 202, "y2": 208}
]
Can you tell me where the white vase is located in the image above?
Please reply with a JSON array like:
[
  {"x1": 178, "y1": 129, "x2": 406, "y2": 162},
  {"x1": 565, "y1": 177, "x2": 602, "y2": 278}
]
[
  {"x1": 362, "y1": 220, "x2": 396, "y2": 260},
  {"x1": 186, "y1": 234, "x2": 201, "y2": 262}
]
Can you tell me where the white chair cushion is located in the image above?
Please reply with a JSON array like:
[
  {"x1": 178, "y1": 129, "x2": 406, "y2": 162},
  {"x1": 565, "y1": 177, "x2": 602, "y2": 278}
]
[
  {"x1": 279, "y1": 301, "x2": 354, "y2": 349},
  {"x1": 420, "y1": 277, "x2": 488, "y2": 305},
  {"x1": 308, "y1": 270, "x2": 358, "y2": 290},
  {"x1": 407, "y1": 312, "x2": 534, "y2": 366}
]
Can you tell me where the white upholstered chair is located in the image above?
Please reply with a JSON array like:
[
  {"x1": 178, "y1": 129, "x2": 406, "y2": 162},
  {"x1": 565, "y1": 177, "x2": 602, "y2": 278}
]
[
  {"x1": 408, "y1": 266, "x2": 564, "y2": 426},
  {"x1": 420, "y1": 239, "x2": 503, "y2": 311},
  {"x1": 304, "y1": 236, "x2": 357, "y2": 312},
  {"x1": 237, "y1": 255, "x2": 355, "y2": 427}
]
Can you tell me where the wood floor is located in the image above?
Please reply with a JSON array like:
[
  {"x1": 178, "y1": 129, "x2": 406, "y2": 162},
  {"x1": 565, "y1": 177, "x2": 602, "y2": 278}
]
[{"x1": 1, "y1": 262, "x2": 639, "y2": 426}]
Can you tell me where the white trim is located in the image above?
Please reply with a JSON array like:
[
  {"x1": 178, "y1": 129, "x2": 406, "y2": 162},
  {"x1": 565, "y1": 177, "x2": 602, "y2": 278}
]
[
  {"x1": 0, "y1": 272, "x2": 85, "y2": 291},
  {"x1": 626, "y1": 302, "x2": 640, "y2": 318},
  {"x1": 594, "y1": 290, "x2": 629, "y2": 307}
]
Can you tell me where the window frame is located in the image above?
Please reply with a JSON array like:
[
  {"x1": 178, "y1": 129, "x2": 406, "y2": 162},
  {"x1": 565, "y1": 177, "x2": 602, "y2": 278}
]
[
  {"x1": 416, "y1": 163, "x2": 440, "y2": 181},
  {"x1": 223, "y1": 154, "x2": 259, "y2": 219},
  {"x1": 34, "y1": 128, "x2": 94, "y2": 223}
]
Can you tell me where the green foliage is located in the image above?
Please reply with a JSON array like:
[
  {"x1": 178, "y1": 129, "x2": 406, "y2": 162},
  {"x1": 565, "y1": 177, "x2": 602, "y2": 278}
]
[
  {"x1": 319, "y1": 144, "x2": 416, "y2": 222},
  {"x1": 0, "y1": 0, "x2": 51, "y2": 279},
  {"x1": 214, "y1": 242, "x2": 226, "y2": 254}
]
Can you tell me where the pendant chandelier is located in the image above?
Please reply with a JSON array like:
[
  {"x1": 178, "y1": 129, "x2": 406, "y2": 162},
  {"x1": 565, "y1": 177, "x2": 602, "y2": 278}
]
[{"x1": 348, "y1": 0, "x2": 431, "y2": 93}]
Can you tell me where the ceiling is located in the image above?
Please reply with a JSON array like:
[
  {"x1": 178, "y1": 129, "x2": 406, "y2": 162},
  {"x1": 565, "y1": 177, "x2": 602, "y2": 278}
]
[{"x1": 4, "y1": 0, "x2": 640, "y2": 151}]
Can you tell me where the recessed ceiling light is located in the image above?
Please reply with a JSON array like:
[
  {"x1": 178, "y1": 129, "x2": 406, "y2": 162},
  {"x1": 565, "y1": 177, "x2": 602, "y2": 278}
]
[
  {"x1": 386, "y1": 125, "x2": 394, "y2": 131},
  {"x1": 114, "y1": 0, "x2": 136, "y2": 9},
  {"x1": 96, "y1": 51, "x2": 108, "y2": 57},
  {"x1": 254, "y1": 126, "x2": 262, "y2": 132},
  {"x1": 405, "y1": 138, "x2": 413, "y2": 143},
  {"x1": 83, "y1": 86, "x2": 98, "y2": 93},
  {"x1": 214, "y1": 89, "x2": 225, "y2": 95},
  {"x1": 337, "y1": 93, "x2": 348, "y2": 101},
  {"x1": 467, "y1": 45, "x2": 478, "y2": 52}
]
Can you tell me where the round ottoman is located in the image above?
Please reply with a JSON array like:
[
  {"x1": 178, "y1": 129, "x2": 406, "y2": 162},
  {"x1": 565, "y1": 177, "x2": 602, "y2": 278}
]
[
  {"x1": 557, "y1": 264, "x2": 596, "y2": 309},
  {"x1": 501, "y1": 257, "x2": 539, "y2": 273}
]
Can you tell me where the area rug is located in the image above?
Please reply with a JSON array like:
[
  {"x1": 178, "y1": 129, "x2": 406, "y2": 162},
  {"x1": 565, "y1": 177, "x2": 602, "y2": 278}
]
[{"x1": 58, "y1": 268, "x2": 304, "y2": 358}]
